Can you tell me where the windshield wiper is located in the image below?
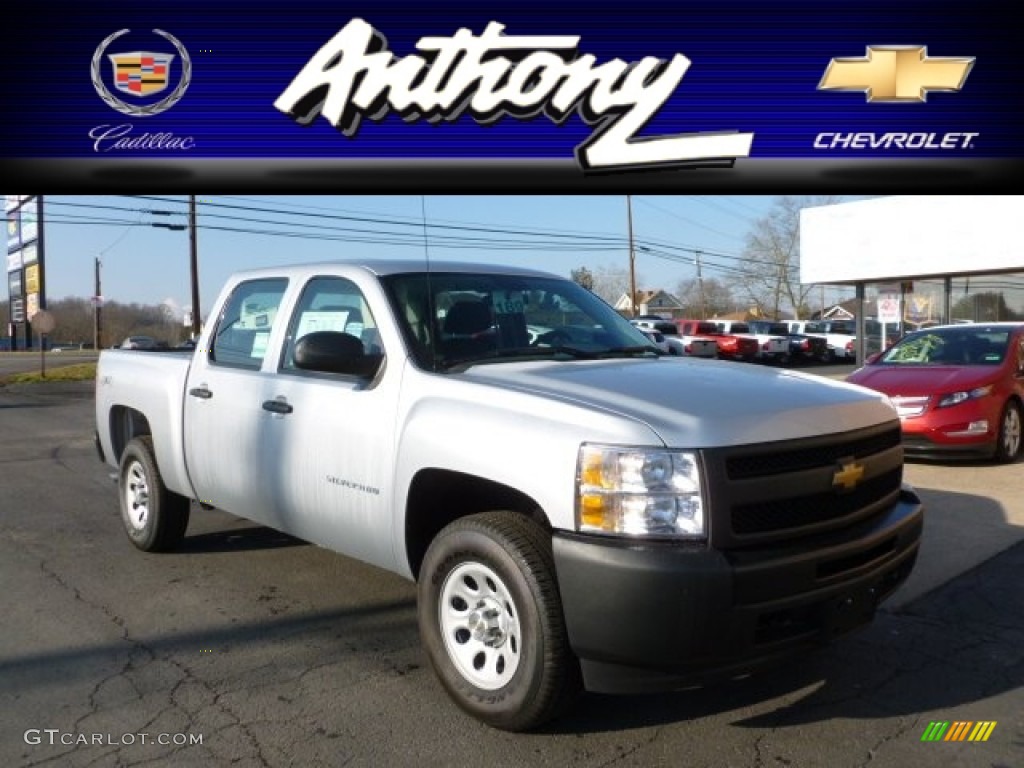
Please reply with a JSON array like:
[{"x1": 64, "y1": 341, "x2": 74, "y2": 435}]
[
  {"x1": 599, "y1": 345, "x2": 663, "y2": 358},
  {"x1": 439, "y1": 345, "x2": 597, "y2": 370}
]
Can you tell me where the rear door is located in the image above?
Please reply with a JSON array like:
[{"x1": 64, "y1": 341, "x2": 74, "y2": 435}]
[{"x1": 183, "y1": 277, "x2": 291, "y2": 525}]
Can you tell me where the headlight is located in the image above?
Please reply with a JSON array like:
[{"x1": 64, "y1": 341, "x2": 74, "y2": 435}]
[
  {"x1": 937, "y1": 384, "x2": 993, "y2": 408},
  {"x1": 575, "y1": 445, "x2": 705, "y2": 538}
]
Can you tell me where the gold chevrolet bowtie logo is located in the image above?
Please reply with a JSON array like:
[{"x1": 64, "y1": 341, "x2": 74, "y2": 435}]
[
  {"x1": 819, "y1": 46, "x2": 974, "y2": 103},
  {"x1": 833, "y1": 461, "x2": 865, "y2": 492}
]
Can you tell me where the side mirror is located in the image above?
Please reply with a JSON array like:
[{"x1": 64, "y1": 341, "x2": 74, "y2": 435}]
[
  {"x1": 865, "y1": 351, "x2": 883, "y2": 365},
  {"x1": 294, "y1": 331, "x2": 382, "y2": 378}
]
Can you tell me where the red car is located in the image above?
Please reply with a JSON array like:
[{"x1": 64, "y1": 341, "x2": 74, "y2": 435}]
[
  {"x1": 676, "y1": 319, "x2": 759, "y2": 361},
  {"x1": 847, "y1": 322, "x2": 1024, "y2": 462}
]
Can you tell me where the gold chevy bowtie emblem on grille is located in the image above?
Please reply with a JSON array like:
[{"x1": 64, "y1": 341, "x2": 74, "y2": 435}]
[
  {"x1": 818, "y1": 46, "x2": 974, "y2": 103},
  {"x1": 833, "y1": 461, "x2": 865, "y2": 492}
]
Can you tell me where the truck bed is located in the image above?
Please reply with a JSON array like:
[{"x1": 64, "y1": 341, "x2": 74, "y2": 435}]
[{"x1": 95, "y1": 349, "x2": 195, "y2": 498}]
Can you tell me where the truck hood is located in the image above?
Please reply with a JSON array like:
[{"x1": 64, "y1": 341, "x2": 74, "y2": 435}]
[
  {"x1": 459, "y1": 357, "x2": 896, "y2": 448},
  {"x1": 847, "y1": 364, "x2": 997, "y2": 397}
]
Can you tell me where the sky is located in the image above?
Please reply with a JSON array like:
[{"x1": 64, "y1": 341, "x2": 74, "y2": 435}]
[{"x1": 34, "y1": 195, "x2": 862, "y2": 319}]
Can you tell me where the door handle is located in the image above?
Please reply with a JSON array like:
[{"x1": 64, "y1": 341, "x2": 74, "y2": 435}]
[
  {"x1": 262, "y1": 399, "x2": 293, "y2": 415},
  {"x1": 188, "y1": 386, "x2": 213, "y2": 399}
]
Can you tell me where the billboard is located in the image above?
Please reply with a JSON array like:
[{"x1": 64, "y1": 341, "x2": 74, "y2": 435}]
[
  {"x1": 6, "y1": 211, "x2": 19, "y2": 251},
  {"x1": 4, "y1": 196, "x2": 44, "y2": 347},
  {"x1": 20, "y1": 198, "x2": 38, "y2": 244},
  {"x1": 801, "y1": 195, "x2": 1024, "y2": 284}
]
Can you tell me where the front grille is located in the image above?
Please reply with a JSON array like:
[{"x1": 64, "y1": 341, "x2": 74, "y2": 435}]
[
  {"x1": 732, "y1": 468, "x2": 902, "y2": 534},
  {"x1": 703, "y1": 423, "x2": 906, "y2": 547},
  {"x1": 726, "y1": 426, "x2": 901, "y2": 480}
]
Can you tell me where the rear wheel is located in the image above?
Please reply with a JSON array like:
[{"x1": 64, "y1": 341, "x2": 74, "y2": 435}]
[
  {"x1": 119, "y1": 436, "x2": 190, "y2": 551},
  {"x1": 994, "y1": 400, "x2": 1022, "y2": 463},
  {"x1": 418, "y1": 511, "x2": 580, "y2": 731}
]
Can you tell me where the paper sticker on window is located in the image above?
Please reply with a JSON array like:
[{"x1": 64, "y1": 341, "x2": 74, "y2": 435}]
[
  {"x1": 296, "y1": 310, "x2": 349, "y2": 339},
  {"x1": 492, "y1": 290, "x2": 525, "y2": 315},
  {"x1": 251, "y1": 332, "x2": 270, "y2": 359}
]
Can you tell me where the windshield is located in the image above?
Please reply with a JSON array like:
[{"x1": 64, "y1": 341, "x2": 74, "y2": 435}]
[
  {"x1": 879, "y1": 327, "x2": 1009, "y2": 366},
  {"x1": 380, "y1": 271, "x2": 657, "y2": 370}
]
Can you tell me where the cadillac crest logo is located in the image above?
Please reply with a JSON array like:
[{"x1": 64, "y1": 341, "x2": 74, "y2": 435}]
[{"x1": 91, "y1": 29, "x2": 191, "y2": 116}]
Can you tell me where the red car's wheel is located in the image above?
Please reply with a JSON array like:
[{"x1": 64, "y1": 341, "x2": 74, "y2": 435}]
[{"x1": 995, "y1": 400, "x2": 1022, "y2": 463}]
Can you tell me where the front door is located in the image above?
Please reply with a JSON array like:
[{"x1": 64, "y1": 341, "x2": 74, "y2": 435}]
[{"x1": 255, "y1": 275, "x2": 398, "y2": 571}]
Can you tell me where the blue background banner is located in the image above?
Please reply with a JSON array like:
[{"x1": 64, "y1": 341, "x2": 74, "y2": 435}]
[{"x1": 0, "y1": 0, "x2": 1019, "y2": 188}]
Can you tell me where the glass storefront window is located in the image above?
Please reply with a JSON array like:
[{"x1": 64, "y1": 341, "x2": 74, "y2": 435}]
[{"x1": 951, "y1": 274, "x2": 1024, "y2": 323}]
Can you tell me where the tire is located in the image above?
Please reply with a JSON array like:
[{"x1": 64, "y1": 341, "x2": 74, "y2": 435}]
[
  {"x1": 119, "y1": 436, "x2": 191, "y2": 552},
  {"x1": 994, "y1": 400, "x2": 1022, "y2": 463},
  {"x1": 417, "y1": 511, "x2": 581, "y2": 731}
]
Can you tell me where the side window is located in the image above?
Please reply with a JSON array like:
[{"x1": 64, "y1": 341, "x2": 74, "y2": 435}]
[
  {"x1": 281, "y1": 276, "x2": 383, "y2": 373},
  {"x1": 210, "y1": 278, "x2": 289, "y2": 370}
]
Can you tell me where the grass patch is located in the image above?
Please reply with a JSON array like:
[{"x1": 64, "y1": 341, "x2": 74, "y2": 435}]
[{"x1": 1, "y1": 362, "x2": 97, "y2": 385}]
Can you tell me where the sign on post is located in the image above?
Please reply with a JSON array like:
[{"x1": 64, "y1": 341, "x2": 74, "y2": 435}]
[
  {"x1": 32, "y1": 309, "x2": 56, "y2": 378},
  {"x1": 877, "y1": 292, "x2": 901, "y2": 324}
]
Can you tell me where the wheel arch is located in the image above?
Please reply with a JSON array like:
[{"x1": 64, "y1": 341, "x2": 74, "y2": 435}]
[
  {"x1": 109, "y1": 405, "x2": 152, "y2": 465},
  {"x1": 404, "y1": 468, "x2": 551, "y2": 580}
]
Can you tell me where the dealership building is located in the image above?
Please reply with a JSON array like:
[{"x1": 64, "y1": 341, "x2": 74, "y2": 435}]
[{"x1": 800, "y1": 195, "x2": 1024, "y2": 364}]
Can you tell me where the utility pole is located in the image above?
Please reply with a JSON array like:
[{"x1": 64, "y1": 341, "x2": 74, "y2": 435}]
[
  {"x1": 94, "y1": 256, "x2": 103, "y2": 350},
  {"x1": 188, "y1": 195, "x2": 201, "y2": 339},
  {"x1": 696, "y1": 250, "x2": 706, "y2": 320},
  {"x1": 626, "y1": 195, "x2": 637, "y2": 317}
]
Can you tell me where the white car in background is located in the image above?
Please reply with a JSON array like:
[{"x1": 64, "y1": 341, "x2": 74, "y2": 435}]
[
  {"x1": 119, "y1": 335, "x2": 158, "y2": 350},
  {"x1": 636, "y1": 327, "x2": 671, "y2": 354},
  {"x1": 631, "y1": 318, "x2": 691, "y2": 356}
]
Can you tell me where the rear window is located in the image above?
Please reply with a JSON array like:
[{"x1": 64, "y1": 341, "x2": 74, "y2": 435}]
[{"x1": 210, "y1": 278, "x2": 289, "y2": 370}]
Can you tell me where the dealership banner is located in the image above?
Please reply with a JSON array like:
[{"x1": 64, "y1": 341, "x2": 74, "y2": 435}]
[{"x1": 0, "y1": 1, "x2": 1019, "y2": 191}]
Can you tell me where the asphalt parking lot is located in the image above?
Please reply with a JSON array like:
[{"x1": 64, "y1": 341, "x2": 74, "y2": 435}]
[{"x1": 0, "y1": 382, "x2": 1021, "y2": 768}]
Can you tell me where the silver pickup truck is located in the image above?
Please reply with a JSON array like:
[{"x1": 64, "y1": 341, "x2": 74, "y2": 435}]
[{"x1": 95, "y1": 260, "x2": 924, "y2": 731}]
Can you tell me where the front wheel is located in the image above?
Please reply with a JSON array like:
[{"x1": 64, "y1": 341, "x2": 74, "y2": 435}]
[
  {"x1": 994, "y1": 400, "x2": 1022, "y2": 463},
  {"x1": 417, "y1": 511, "x2": 580, "y2": 731},
  {"x1": 119, "y1": 436, "x2": 191, "y2": 552}
]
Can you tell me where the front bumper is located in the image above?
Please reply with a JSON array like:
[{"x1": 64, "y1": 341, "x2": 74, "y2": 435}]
[
  {"x1": 552, "y1": 486, "x2": 923, "y2": 694},
  {"x1": 902, "y1": 434, "x2": 996, "y2": 459},
  {"x1": 899, "y1": 403, "x2": 1000, "y2": 459}
]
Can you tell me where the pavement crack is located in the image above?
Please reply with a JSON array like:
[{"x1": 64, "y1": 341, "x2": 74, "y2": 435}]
[
  {"x1": 857, "y1": 715, "x2": 920, "y2": 766},
  {"x1": 595, "y1": 726, "x2": 662, "y2": 767}
]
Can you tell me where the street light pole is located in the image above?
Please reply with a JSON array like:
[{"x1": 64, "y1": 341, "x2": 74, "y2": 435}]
[{"x1": 188, "y1": 195, "x2": 201, "y2": 339}]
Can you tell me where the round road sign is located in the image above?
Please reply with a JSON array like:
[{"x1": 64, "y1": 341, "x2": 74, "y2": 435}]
[{"x1": 32, "y1": 309, "x2": 57, "y2": 334}]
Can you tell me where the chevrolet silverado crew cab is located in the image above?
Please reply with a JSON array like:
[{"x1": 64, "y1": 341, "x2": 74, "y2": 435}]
[{"x1": 95, "y1": 261, "x2": 924, "y2": 731}]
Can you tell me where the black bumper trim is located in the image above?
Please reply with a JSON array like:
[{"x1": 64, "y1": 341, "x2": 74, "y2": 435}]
[{"x1": 552, "y1": 489, "x2": 923, "y2": 694}]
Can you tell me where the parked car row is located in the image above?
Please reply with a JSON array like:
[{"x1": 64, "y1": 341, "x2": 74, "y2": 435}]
[{"x1": 630, "y1": 316, "x2": 862, "y2": 366}]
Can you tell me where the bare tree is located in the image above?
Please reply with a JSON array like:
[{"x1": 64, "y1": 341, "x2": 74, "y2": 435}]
[
  {"x1": 674, "y1": 276, "x2": 737, "y2": 318},
  {"x1": 588, "y1": 263, "x2": 635, "y2": 306},
  {"x1": 739, "y1": 196, "x2": 838, "y2": 319}
]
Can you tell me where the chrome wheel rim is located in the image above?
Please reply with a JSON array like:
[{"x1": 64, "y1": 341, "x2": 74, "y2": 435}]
[
  {"x1": 439, "y1": 561, "x2": 522, "y2": 690},
  {"x1": 1003, "y1": 405, "x2": 1021, "y2": 458},
  {"x1": 124, "y1": 460, "x2": 150, "y2": 531}
]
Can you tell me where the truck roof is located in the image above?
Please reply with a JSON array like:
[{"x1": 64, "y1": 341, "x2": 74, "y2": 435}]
[{"x1": 228, "y1": 259, "x2": 559, "y2": 281}]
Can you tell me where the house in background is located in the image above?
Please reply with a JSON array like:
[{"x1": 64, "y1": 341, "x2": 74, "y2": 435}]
[{"x1": 614, "y1": 289, "x2": 684, "y2": 316}]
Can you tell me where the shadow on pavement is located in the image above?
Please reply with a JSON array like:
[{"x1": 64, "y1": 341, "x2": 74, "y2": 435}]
[
  {"x1": 179, "y1": 525, "x2": 308, "y2": 554},
  {"x1": 547, "y1": 538, "x2": 1024, "y2": 734}
]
